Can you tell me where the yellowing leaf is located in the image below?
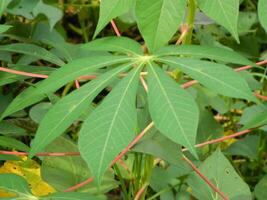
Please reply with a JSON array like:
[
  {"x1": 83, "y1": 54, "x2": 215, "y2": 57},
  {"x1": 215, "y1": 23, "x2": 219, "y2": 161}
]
[
  {"x1": 0, "y1": 155, "x2": 55, "y2": 196},
  {"x1": 220, "y1": 130, "x2": 238, "y2": 149}
]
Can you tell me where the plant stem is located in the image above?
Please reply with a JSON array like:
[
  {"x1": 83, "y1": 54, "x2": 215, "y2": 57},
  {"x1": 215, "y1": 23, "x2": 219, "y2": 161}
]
[
  {"x1": 182, "y1": 0, "x2": 197, "y2": 44},
  {"x1": 62, "y1": 81, "x2": 74, "y2": 97},
  {"x1": 113, "y1": 163, "x2": 129, "y2": 200}
]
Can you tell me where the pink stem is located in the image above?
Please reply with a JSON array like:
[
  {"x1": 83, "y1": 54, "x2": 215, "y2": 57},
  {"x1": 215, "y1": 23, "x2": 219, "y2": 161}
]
[
  {"x1": 110, "y1": 20, "x2": 121, "y2": 37},
  {"x1": 134, "y1": 185, "x2": 147, "y2": 200},
  {"x1": 183, "y1": 155, "x2": 229, "y2": 200}
]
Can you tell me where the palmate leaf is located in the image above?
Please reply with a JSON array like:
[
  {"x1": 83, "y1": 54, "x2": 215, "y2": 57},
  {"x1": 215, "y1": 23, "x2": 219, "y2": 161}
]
[
  {"x1": 81, "y1": 36, "x2": 143, "y2": 55},
  {"x1": 0, "y1": 43, "x2": 65, "y2": 66},
  {"x1": 198, "y1": 0, "x2": 240, "y2": 42},
  {"x1": 155, "y1": 45, "x2": 254, "y2": 66},
  {"x1": 160, "y1": 57, "x2": 257, "y2": 102},
  {"x1": 258, "y1": 0, "x2": 267, "y2": 32},
  {"x1": 0, "y1": 174, "x2": 99, "y2": 200},
  {"x1": 135, "y1": 0, "x2": 186, "y2": 52},
  {"x1": 94, "y1": 0, "x2": 135, "y2": 37},
  {"x1": 30, "y1": 62, "x2": 134, "y2": 157},
  {"x1": 147, "y1": 62, "x2": 199, "y2": 157},
  {"x1": 79, "y1": 65, "x2": 143, "y2": 185},
  {"x1": 187, "y1": 150, "x2": 251, "y2": 200},
  {"x1": 1, "y1": 55, "x2": 131, "y2": 119}
]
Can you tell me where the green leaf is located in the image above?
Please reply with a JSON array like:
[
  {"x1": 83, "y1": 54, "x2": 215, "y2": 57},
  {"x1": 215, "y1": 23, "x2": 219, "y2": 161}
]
[
  {"x1": 198, "y1": 0, "x2": 239, "y2": 42},
  {"x1": 32, "y1": 0, "x2": 63, "y2": 31},
  {"x1": 187, "y1": 150, "x2": 252, "y2": 200},
  {"x1": 258, "y1": 0, "x2": 267, "y2": 32},
  {"x1": 155, "y1": 45, "x2": 254, "y2": 65},
  {"x1": 0, "y1": 0, "x2": 11, "y2": 17},
  {"x1": 30, "y1": 62, "x2": 133, "y2": 157},
  {"x1": 0, "y1": 24, "x2": 12, "y2": 33},
  {"x1": 241, "y1": 108, "x2": 267, "y2": 130},
  {"x1": 160, "y1": 57, "x2": 257, "y2": 102},
  {"x1": 79, "y1": 66, "x2": 142, "y2": 185},
  {"x1": 0, "y1": 174, "x2": 99, "y2": 200},
  {"x1": 224, "y1": 135, "x2": 259, "y2": 160},
  {"x1": 29, "y1": 102, "x2": 52, "y2": 124},
  {"x1": 133, "y1": 131, "x2": 192, "y2": 173},
  {"x1": 41, "y1": 137, "x2": 118, "y2": 194},
  {"x1": 94, "y1": 0, "x2": 135, "y2": 37},
  {"x1": 81, "y1": 36, "x2": 143, "y2": 55},
  {"x1": 147, "y1": 62, "x2": 199, "y2": 157},
  {"x1": 0, "y1": 121, "x2": 27, "y2": 136},
  {"x1": 255, "y1": 175, "x2": 267, "y2": 200},
  {"x1": 0, "y1": 43, "x2": 65, "y2": 66},
  {"x1": 1, "y1": 55, "x2": 131, "y2": 119},
  {"x1": 136, "y1": 0, "x2": 186, "y2": 52},
  {"x1": 0, "y1": 136, "x2": 29, "y2": 151}
]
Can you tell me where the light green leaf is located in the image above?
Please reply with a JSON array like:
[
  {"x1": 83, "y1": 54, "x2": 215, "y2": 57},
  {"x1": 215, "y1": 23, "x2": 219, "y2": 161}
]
[
  {"x1": 136, "y1": 0, "x2": 186, "y2": 52},
  {"x1": 0, "y1": 174, "x2": 99, "y2": 200},
  {"x1": 187, "y1": 150, "x2": 252, "y2": 200},
  {"x1": 160, "y1": 57, "x2": 257, "y2": 102},
  {"x1": 1, "y1": 55, "x2": 131, "y2": 119},
  {"x1": 0, "y1": 136, "x2": 29, "y2": 151},
  {"x1": 33, "y1": 0, "x2": 63, "y2": 30},
  {"x1": 147, "y1": 62, "x2": 199, "y2": 157},
  {"x1": 258, "y1": 0, "x2": 267, "y2": 32},
  {"x1": 0, "y1": 0, "x2": 11, "y2": 17},
  {"x1": 41, "y1": 137, "x2": 118, "y2": 194},
  {"x1": 0, "y1": 43, "x2": 65, "y2": 66},
  {"x1": 0, "y1": 24, "x2": 12, "y2": 33},
  {"x1": 81, "y1": 36, "x2": 143, "y2": 55},
  {"x1": 94, "y1": 0, "x2": 135, "y2": 37},
  {"x1": 29, "y1": 102, "x2": 52, "y2": 124},
  {"x1": 198, "y1": 0, "x2": 239, "y2": 42},
  {"x1": 255, "y1": 175, "x2": 267, "y2": 200},
  {"x1": 241, "y1": 108, "x2": 267, "y2": 130},
  {"x1": 155, "y1": 45, "x2": 254, "y2": 65},
  {"x1": 79, "y1": 66, "x2": 142, "y2": 185},
  {"x1": 30, "y1": 62, "x2": 133, "y2": 157}
]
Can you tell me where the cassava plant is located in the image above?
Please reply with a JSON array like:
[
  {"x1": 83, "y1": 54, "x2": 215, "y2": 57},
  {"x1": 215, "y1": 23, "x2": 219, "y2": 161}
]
[{"x1": 0, "y1": 0, "x2": 267, "y2": 199}]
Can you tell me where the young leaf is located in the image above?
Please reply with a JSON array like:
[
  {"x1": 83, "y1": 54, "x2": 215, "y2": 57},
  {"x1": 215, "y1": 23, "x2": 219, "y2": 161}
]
[
  {"x1": 187, "y1": 150, "x2": 252, "y2": 200},
  {"x1": 160, "y1": 57, "x2": 257, "y2": 102},
  {"x1": 258, "y1": 0, "x2": 267, "y2": 32},
  {"x1": 81, "y1": 36, "x2": 143, "y2": 55},
  {"x1": 94, "y1": 0, "x2": 135, "y2": 37},
  {"x1": 79, "y1": 65, "x2": 142, "y2": 185},
  {"x1": 1, "y1": 55, "x2": 131, "y2": 119},
  {"x1": 135, "y1": 0, "x2": 186, "y2": 52},
  {"x1": 198, "y1": 0, "x2": 239, "y2": 42},
  {"x1": 155, "y1": 45, "x2": 254, "y2": 66},
  {"x1": 30, "y1": 62, "x2": 133, "y2": 157},
  {"x1": 147, "y1": 62, "x2": 199, "y2": 157},
  {"x1": 0, "y1": 43, "x2": 65, "y2": 66}
]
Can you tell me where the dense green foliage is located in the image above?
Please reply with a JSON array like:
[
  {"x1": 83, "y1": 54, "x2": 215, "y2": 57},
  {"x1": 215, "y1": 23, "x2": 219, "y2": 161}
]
[{"x1": 0, "y1": 0, "x2": 267, "y2": 199}]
